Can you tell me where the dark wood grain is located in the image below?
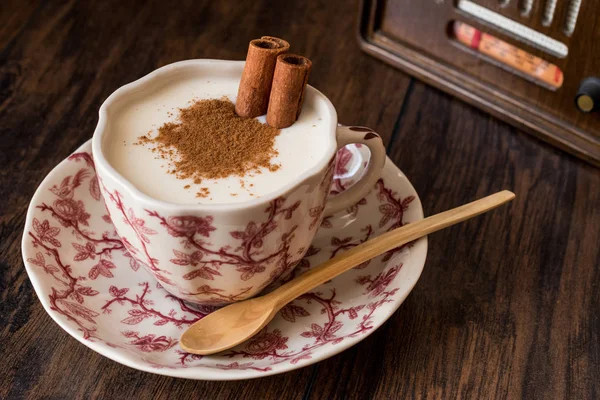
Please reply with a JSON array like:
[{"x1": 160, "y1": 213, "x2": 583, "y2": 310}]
[
  {"x1": 0, "y1": 0, "x2": 410, "y2": 399},
  {"x1": 368, "y1": 81, "x2": 597, "y2": 399},
  {"x1": 359, "y1": 0, "x2": 600, "y2": 166},
  {"x1": 0, "y1": 0, "x2": 42, "y2": 51},
  {"x1": 305, "y1": 81, "x2": 600, "y2": 400},
  {"x1": 1, "y1": 0, "x2": 599, "y2": 398}
]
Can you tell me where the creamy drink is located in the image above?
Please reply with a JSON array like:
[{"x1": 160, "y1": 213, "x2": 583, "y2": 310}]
[
  {"x1": 92, "y1": 58, "x2": 387, "y2": 305},
  {"x1": 103, "y1": 67, "x2": 333, "y2": 205}
]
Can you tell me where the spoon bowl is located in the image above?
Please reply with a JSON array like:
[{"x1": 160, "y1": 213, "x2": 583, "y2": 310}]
[{"x1": 180, "y1": 297, "x2": 279, "y2": 355}]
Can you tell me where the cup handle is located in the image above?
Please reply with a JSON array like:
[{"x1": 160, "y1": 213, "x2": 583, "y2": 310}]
[{"x1": 324, "y1": 125, "x2": 386, "y2": 216}]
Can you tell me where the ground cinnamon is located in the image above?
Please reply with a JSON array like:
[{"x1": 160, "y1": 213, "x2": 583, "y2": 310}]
[{"x1": 137, "y1": 98, "x2": 280, "y2": 185}]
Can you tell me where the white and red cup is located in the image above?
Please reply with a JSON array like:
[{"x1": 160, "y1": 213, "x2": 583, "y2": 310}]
[{"x1": 92, "y1": 60, "x2": 386, "y2": 305}]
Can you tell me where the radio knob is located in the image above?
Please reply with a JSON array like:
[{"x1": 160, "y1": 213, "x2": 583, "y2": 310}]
[{"x1": 575, "y1": 77, "x2": 600, "y2": 113}]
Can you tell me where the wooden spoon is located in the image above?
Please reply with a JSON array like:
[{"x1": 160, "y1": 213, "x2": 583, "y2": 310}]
[{"x1": 180, "y1": 190, "x2": 515, "y2": 355}]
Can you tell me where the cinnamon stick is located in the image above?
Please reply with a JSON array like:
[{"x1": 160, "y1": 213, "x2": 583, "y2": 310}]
[
  {"x1": 260, "y1": 36, "x2": 289, "y2": 48},
  {"x1": 235, "y1": 37, "x2": 290, "y2": 118},
  {"x1": 267, "y1": 54, "x2": 312, "y2": 129}
]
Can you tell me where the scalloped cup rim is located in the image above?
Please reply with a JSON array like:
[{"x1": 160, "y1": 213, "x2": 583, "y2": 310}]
[{"x1": 91, "y1": 59, "x2": 339, "y2": 212}]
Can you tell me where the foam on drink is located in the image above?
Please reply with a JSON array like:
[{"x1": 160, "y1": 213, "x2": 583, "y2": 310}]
[{"x1": 104, "y1": 66, "x2": 333, "y2": 205}]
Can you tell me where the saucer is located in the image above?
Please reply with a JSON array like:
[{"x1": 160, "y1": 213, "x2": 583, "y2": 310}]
[{"x1": 22, "y1": 140, "x2": 427, "y2": 380}]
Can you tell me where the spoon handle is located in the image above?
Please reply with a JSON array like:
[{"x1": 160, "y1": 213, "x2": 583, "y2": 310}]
[{"x1": 268, "y1": 190, "x2": 515, "y2": 307}]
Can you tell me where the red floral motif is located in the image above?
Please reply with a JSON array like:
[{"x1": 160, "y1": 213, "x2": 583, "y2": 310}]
[
  {"x1": 345, "y1": 198, "x2": 367, "y2": 219},
  {"x1": 32, "y1": 218, "x2": 62, "y2": 247},
  {"x1": 184, "y1": 285, "x2": 253, "y2": 304},
  {"x1": 122, "y1": 331, "x2": 177, "y2": 352},
  {"x1": 68, "y1": 152, "x2": 101, "y2": 201},
  {"x1": 301, "y1": 321, "x2": 343, "y2": 342},
  {"x1": 214, "y1": 362, "x2": 272, "y2": 372},
  {"x1": 280, "y1": 303, "x2": 310, "y2": 323},
  {"x1": 37, "y1": 200, "x2": 123, "y2": 255},
  {"x1": 183, "y1": 267, "x2": 222, "y2": 281},
  {"x1": 27, "y1": 154, "x2": 127, "y2": 339},
  {"x1": 53, "y1": 198, "x2": 91, "y2": 227},
  {"x1": 72, "y1": 241, "x2": 96, "y2": 261},
  {"x1": 356, "y1": 265, "x2": 402, "y2": 297},
  {"x1": 335, "y1": 146, "x2": 353, "y2": 176},
  {"x1": 237, "y1": 264, "x2": 266, "y2": 281},
  {"x1": 125, "y1": 208, "x2": 157, "y2": 243},
  {"x1": 38, "y1": 201, "x2": 115, "y2": 249},
  {"x1": 122, "y1": 250, "x2": 143, "y2": 271},
  {"x1": 177, "y1": 350, "x2": 204, "y2": 365},
  {"x1": 58, "y1": 298, "x2": 100, "y2": 323},
  {"x1": 309, "y1": 206, "x2": 324, "y2": 230},
  {"x1": 48, "y1": 168, "x2": 93, "y2": 226},
  {"x1": 73, "y1": 286, "x2": 99, "y2": 304},
  {"x1": 170, "y1": 250, "x2": 222, "y2": 280},
  {"x1": 245, "y1": 328, "x2": 289, "y2": 358},
  {"x1": 320, "y1": 216, "x2": 333, "y2": 229},
  {"x1": 89, "y1": 177, "x2": 101, "y2": 201},
  {"x1": 376, "y1": 180, "x2": 414, "y2": 230},
  {"x1": 325, "y1": 180, "x2": 415, "y2": 265},
  {"x1": 27, "y1": 252, "x2": 60, "y2": 276},
  {"x1": 103, "y1": 189, "x2": 172, "y2": 284},
  {"x1": 276, "y1": 245, "x2": 322, "y2": 285},
  {"x1": 165, "y1": 215, "x2": 216, "y2": 237},
  {"x1": 120, "y1": 237, "x2": 136, "y2": 253},
  {"x1": 330, "y1": 146, "x2": 368, "y2": 218},
  {"x1": 101, "y1": 282, "x2": 208, "y2": 328},
  {"x1": 308, "y1": 159, "x2": 336, "y2": 231},
  {"x1": 330, "y1": 226, "x2": 374, "y2": 260},
  {"x1": 50, "y1": 169, "x2": 88, "y2": 198},
  {"x1": 28, "y1": 231, "x2": 100, "y2": 339},
  {"x1": 375, "y1": 180, "x2": 416, "y2": 261},
  {"x1": 146, "y1": 197, "x2": 302, "y2": 285},
  {"x1": 89, "y1": 259, "x2": 116, "y2": 279}
]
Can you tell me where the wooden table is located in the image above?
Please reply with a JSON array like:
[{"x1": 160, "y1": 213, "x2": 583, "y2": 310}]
[{"x1": 1, "y1": 1, "x2": 598, "y2": 398}]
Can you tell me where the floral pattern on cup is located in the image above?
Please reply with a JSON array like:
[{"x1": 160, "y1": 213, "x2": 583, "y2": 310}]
[{"x1": 96, "y1": 151, "x2": 336, "y2": 304}]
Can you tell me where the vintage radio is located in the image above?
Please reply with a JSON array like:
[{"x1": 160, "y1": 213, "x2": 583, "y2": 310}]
[{"x1": 359, "y1": 0, "x2": 600, "y2": 166}]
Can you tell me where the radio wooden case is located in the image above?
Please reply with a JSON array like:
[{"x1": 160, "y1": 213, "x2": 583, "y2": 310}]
[{"x1": 358, "y1": 0, "x2": 600, "y2": 166}]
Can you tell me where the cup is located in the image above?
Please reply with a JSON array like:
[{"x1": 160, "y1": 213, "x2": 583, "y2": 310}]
[{"x1": 92, "y1": 60, "x2": 386, "y2": 305}]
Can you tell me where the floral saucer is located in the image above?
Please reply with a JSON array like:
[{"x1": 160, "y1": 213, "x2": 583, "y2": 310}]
[{"x1": 22, "y1": 140, "x2": 427, "y2": 380}]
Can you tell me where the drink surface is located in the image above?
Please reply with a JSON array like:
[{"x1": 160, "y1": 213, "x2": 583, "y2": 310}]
[{"x1": 104, "y1": 69, "x2": 333, "y2": 204}]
